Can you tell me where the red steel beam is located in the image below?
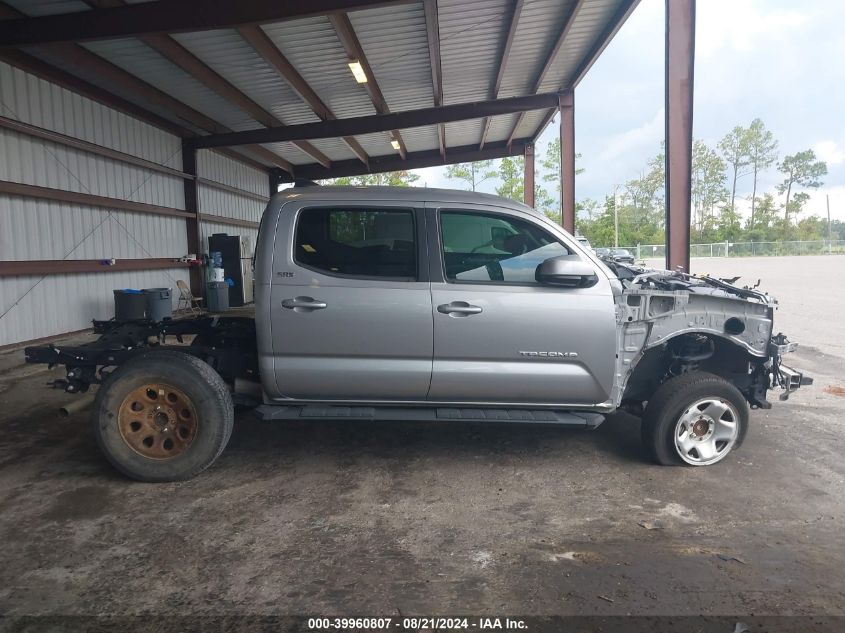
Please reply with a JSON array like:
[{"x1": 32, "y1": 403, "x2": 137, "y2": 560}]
[
  {"x1": 524, "y1": 143, "x2": 535, "y2": 208},
  {"x1": 181, "y1": 147, "x2": 204, "y2": 295},
  {"x1": 0, "y1": 258, "x2": 188, "y2": 277},
  {"x1": 0, "y1": 180, "x2": 194, "y2": 219},
  {"x1": 0, "y1": 114, "x2": 190, "y2": 179},
  {"x1": 199, "y1": 214, "x2": 260, "y2": 230},
  {"x1": 278, "y1": 138, "x2": 530, "y2": 182},
  {"x1": 423, "y1": 0, "x2": 445, "y2": 159},
  {"x1": 559, "y1": 91, "x2": 575, "y2": 234},
  {"x1": 188, "y1": 92, "x2": 560, "y2": 149},
  {"x1": 665, "y1": 0, "x2": 695, "y2": 273}
]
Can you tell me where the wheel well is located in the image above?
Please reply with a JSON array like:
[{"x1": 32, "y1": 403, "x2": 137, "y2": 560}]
[{"x1": 623, "y1": 333, "x2": 767, "y2": 406}]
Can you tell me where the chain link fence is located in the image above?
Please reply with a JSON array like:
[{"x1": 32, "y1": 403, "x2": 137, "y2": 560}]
[{"x1": 631, "y1": 240, "x2": 845, "y2": 260}]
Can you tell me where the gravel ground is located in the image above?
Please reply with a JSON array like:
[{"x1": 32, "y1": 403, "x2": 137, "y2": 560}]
[{"x1": 0, "y1": 256, "x2": 843, "y2": 624}]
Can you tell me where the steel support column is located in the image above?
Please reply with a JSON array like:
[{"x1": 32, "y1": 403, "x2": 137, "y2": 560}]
[
  {"x1": 182, "y1": 145, "x2": 203, "y2": 296},
  {"x1": 269, "y1": 171, "x2": 280, "y2": 197},
  {"x1": 524, "y1": 143, "x2": 535, "y2": 208},
  {"x1": 559, "y1": 91, "x2": 575, "y2": 234},
  {"x1": 665, "y1": 0, "x2": 695, "y2": 272}
]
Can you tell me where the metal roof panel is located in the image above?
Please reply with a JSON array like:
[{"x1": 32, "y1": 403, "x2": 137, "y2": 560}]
[
  {"x1": 259, "y1": 16, "x2": 377, "y2": 121},
  {"x1": 439, "y1": 0, "x2": 511, "y2": 104},
  {"x1": 170, "y1": 29, "x2": 322, "y2": 127}
]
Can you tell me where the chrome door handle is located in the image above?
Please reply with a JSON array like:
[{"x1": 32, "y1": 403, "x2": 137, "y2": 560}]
[
  {"x1": 437, "y1": 301, "x2": 482, "y2": 316},
  {"x1": 282, "y1": 296, "x2": 327, "y2": 311}
]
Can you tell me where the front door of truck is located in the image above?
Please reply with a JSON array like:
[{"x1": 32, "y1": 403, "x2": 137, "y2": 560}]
[
  {"x1": 269, "y1": 202, "x2": 432, "y2": 401},
  {"x1": 427, "y1": 204, "x2": 617, "y2": 406}
]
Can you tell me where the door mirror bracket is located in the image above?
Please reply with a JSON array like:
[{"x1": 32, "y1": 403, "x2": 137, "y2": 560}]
[{"x1": 535, "y1": 256, "x2": 598, "y2": 288}]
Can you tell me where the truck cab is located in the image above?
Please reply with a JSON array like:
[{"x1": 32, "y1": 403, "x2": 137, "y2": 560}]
[{"x1": 254, "y1": 187, "x2": 617, "y2": 408}]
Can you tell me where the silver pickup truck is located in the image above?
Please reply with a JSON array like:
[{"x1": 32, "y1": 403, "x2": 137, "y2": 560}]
[{"x1": 25, "y1": 186, "x2": 810, "y2": 481}]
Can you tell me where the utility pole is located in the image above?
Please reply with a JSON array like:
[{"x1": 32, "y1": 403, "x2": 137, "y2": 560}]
[
  {"x1": 613, "y1": 184, "x2": 620, "y2": 248},
  {"x1": 828, "y1": 194, "x2": 832, "y2": 255}
]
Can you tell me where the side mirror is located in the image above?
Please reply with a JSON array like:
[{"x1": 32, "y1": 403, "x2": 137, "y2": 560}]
[{"x1": 535, "y1": 256, "x2": 598, "y2": 288}]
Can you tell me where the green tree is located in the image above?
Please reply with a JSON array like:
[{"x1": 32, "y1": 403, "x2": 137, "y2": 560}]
[
  {"x1": 718, "y1": 125, "x2": 752, "y2": 216},
  {"x1": 691, "y1": 140, "x2": 728, "y2": 237},
  {"x1": 624, "y1": 151, "x2": 664, "y2": 213},
  {"x1": 541, "y1": 138, "x2": 583, "y2": 195},
  {"x1": 776, "y1": 150, "x2": 827, "y2": 223},
  {"x1": 534, "y1": 186, "x2": 559, "y2": 222},
  {"x1": 577, "y1": 195, "x2": 618, "y2": 247},
  {"x1": 715, "y1": 205, "x2": 743, "y2": 241},
  {"x1": 444, "y1": 160, "x2": 496, "y2": 191},
  {"x1": 330, "y1": 170, "x2": 420, "y2": 186},
  {"x1": 745, "y1": 118, "x2": 778, "y2": 227},
  {"x1": 495, "y1": 156, "x2": 524, "y2": 203},
  {"x1": 744, "y1": 193, "x2": 780, "y2": 241}
]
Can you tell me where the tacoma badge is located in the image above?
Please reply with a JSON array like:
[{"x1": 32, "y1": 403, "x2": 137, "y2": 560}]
[{"x1": 518, "y1": 351, "x2": 578, "y2": 358}]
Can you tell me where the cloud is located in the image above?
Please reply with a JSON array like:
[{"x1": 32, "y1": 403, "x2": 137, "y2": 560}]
[
  {"x1": 803, "y1": 186, "x2": 845, "y2": 221},
  {"x1": 695, "y1": 0, "x2": 810, "y2": 58},
  {"x1": 814, "y1": 141, "x2": 845, "y2": 166},
  {"x1": 594, "y1": 109, "x2": 664, "y2": 169}
]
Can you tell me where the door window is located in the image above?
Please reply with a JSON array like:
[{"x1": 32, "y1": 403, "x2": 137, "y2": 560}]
[
  {"x1": 440, "y1": 211, "x2": 570, "y2": 283},
  {"x1": 295, "y1": 207, "x2": 417, "y2": 279}
]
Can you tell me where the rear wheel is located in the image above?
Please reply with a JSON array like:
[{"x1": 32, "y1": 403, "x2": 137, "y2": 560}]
[
  {"x1": 94, "y1": 351, "x2": 233, "y2": 481},
  {"x1": 641, "y1": 371, "x2": 748, "y2": 466}
]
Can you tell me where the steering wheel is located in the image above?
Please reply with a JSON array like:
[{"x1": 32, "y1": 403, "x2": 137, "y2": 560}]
[{"x1": 471, "y1": 239, "x2": 495, "y2": 254}]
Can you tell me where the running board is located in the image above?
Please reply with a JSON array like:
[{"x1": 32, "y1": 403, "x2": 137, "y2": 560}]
[{"x1": 252, "y1": 405, "x2": 604, "y2": 428}]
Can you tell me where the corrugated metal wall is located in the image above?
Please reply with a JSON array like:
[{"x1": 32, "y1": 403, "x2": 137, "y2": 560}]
[
  {"x1": 197, "y1": 149, "x2": 268, "y2": 257},
  {"x1": 0, "y1": 61, "x2": 269, "y2": 347}
]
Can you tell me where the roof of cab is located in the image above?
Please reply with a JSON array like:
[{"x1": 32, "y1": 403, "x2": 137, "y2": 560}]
[{"x1": 273, "y1": 185, "x2": 537, "y2": 214}]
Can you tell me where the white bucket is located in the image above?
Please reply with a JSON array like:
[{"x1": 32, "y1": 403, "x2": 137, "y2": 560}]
[{"x1": 211, "y1": 267, "x2": 225, "y2": 282}]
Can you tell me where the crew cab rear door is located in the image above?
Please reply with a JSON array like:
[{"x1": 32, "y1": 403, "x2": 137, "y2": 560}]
[
  {"x1": 426, "y1": 203, "x2": 617, "y2": 406},
  {"x1": 268, "y1": 200, "x2": 432, "y2": 401}
]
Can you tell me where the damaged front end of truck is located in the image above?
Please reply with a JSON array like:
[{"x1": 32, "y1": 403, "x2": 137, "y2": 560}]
[{"x1": 605, "y1": 261, "x2": 812, "y2": 411}]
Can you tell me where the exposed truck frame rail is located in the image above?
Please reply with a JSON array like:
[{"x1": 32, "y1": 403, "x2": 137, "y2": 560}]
[{"x1": 25, "y1": 317, "x2": 259, "y2": 399}]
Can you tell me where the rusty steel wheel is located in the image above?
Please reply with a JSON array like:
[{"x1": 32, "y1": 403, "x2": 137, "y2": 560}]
[
  {"x1": 117, "y1": 383, "x2": 199, "y2": 459},
  {"x1": 95, "y1": 351, "x2": 233, "y2": 482}
]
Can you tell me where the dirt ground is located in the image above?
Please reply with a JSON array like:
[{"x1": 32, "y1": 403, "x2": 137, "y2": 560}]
[{"x1": 0, "y1": 256, "x2": 844, "y2": 623}]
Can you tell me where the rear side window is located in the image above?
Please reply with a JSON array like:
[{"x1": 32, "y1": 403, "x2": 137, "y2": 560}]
[{"x1": 295, "y1": 207, "x2": 417, "y2": 279}]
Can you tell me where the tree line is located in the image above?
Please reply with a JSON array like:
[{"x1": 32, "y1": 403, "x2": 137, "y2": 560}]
[{"x1": 325, "y1": 118, "x2": 841, "y2": 247}]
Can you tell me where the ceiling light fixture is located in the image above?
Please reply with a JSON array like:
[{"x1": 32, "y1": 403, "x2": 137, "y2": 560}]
[
  {"x1": 347, "y1": 60, "x2": 368, "y2": 83},
  {"x1": 391, "y1": 139, "x2": 401, "y2": 151}
]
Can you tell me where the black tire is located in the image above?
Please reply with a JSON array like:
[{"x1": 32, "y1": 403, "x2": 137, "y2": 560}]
[
  {"x1": 641, "y1": 371, "x2": 749, "y2": 466},
  {"x1": 93, "y1": 350, "x2": 233, "y2": 482}
]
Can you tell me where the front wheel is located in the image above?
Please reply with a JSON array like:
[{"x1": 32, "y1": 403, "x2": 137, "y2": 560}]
[
  {"x1": 93, "y1": 350, "x2": 234, "y2": 482},
  {"x1": 641, "y1": 372, "x2": 749, "y2": 466}
]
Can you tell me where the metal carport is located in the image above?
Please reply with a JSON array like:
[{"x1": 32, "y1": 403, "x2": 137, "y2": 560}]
[{"x1": 0, "y1": 0, "x2": 696, "y2": 347}]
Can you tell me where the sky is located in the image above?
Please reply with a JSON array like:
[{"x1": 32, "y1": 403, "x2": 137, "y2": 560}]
[{"x1": 412, "y1": 0, "x2": 845, "y2": 221}]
